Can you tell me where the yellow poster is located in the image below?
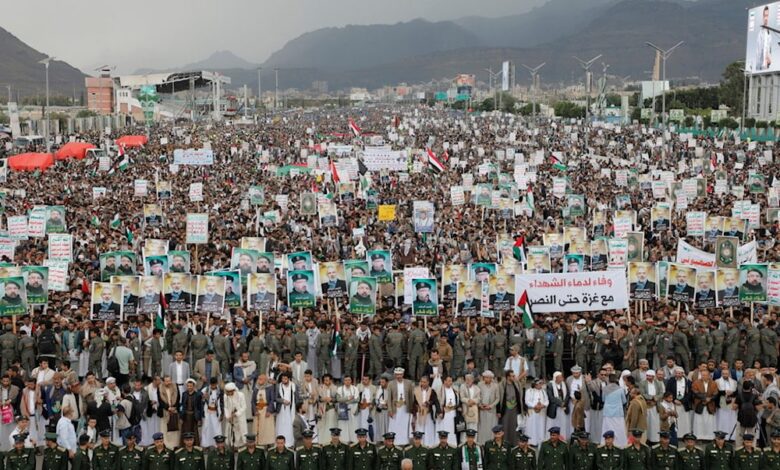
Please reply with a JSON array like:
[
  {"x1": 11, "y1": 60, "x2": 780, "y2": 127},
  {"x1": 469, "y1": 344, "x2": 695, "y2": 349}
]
[{"x1": 378, "y1": 205, "x2": 396, "y2": 221}]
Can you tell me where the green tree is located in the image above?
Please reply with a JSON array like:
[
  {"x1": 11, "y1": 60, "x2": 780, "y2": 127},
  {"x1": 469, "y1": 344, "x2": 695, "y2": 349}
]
[
  {"x1": 554, "y1": 101, "x2": 585, "y2": 119},
  {"x1": 719, "y1": 60, "x2": 745, "y2": 114},
  {"x1": 517, "y1": 103, "x2": 534, "y2": 116},
  {"x1": 76, "y1": 109, "x2": 97, "y2": 118}
]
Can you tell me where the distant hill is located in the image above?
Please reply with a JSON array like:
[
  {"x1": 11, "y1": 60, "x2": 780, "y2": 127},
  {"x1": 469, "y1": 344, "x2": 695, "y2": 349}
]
[
  {"x1": 0, "y1": 26, "x2": 86, "y2": 98},
  {"x1": 181, "y1": 50, "x2": 257, "y2": 70}
]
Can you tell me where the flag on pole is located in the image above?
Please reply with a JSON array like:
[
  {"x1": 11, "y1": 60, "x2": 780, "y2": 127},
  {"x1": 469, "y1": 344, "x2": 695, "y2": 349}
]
[
  {"x1": 517, "y1": 290, "x2": 534, "y2": 328},
  {"x1": 110, "y1": 214, "x2": 121, "y2": 229},
  {"x1": 512, "y1": 236, "x2": 526, "y2": 263},
  {"x1": 154, "y1": 305, "x2": 165, "y2": 331},
  {"x1": 91, "y1": 215, "x2": 100, "y2": 227},
  {"x1": 330, "y1": 317, "x2": 342, "y2": 357},
  {"x1": 348, "y1": 118, "x2": 362, "y2": 137},
  {"x1": 526, "y1": 188, "x2": 535, "y2": 213},
  {"x1": 117, "y1": 144, "x2": 125, "y2": 158},
  {"x1": 426, "y1": 149, "x2": 445, "y2": 174},
  {"x1": 550, "y1": 154, "x2": 567, "y2": 171},
  {"x1": 329, "y1": 159, "x2": 340, "y2": 183},
  {"x1": 125, "y1": 227, "x2": 134, "y2": 244},
  {"x1": 441, "y1": 150, "x2": 449, "y2": 162},
  {"x1": 118, "y1": 157, "x2": 129, "y2": 171}
]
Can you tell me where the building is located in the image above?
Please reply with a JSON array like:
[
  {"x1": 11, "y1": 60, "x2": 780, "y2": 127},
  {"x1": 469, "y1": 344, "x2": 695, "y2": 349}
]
[{"x1": 85, "y1": 68, "x2": 115, "y2": 115}]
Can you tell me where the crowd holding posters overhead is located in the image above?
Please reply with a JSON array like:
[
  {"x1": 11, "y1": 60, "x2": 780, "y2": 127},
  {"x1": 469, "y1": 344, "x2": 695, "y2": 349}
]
[
  {"x1": 90, "y1": 281, "x2": 122, "y2": 321},
  {"x1": 213, "y1": 271, "x2": 242, "y2": 308},
  {"x1": 441, "y1": 264, "x2": 464, "y2": 303},
  {"x1": 21, "y1": 266, "x2": 48, "y2": 305},
  {"x1": 162, "y1": 273, "x2": 192, "y2": 312},
  {"x1": 111, "y1": 275, "x2": 139, "y2": 316},
  {"x1": 411, "y1": 278, "x2": 437, "y2": 316},
  {"x1": 667, "y1": 264, "x2": 696, "y2": 303},
  {"x1": 412, "y1": 200, "x2": 435, "y2": 233},
  {"x1": 628, "y1": 262, "x2": 657, "y2": 301},
  {"x1": 231, "y1": 248, "x2": 258, "y2": 277},
  {"x1": 168, "y1": 250, "x2": 191, "y2": 273},
  {"x1": 287, "y1": 251, "x2": 312, "y2": 271},
  {"x1": 195, "y1": 275, "x2": 226, "y2": 315},
  {"x1": 319, "y1": 261, "x2": 346, "y2": 298},
  {"x1": 740, "y1": 264, "x2": 768, "y2": 302},
  {"x1": 137, "y1": 275, "x2": 162, "y2": 315},
  {"x1": 367, "y1": 250, "x2": 392, "y2": 283}
]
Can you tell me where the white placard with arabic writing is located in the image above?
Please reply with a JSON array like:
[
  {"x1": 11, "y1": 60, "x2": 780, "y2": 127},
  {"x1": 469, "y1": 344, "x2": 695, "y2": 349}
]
[{"x1": 516, "y1": 271, "x2": 628, "y2": 313}]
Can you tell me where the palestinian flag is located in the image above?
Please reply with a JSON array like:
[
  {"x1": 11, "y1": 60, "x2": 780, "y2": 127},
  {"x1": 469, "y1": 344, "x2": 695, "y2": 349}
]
[
  {"x1": 329, "y1": 159, "x2": 340, "y2": 183},
  {"x1": 348, "y1": 118, "x2": 362, "y2": 137},
  {"x1": 118, "y1": 157, "x2": 129, "y2": 171},
  {"x1": 330, "y1": 317, "x2": 342, "y2": 357},
  {"x1": 517, "y1": 290, "x2": 534, "y2": 328},
  {"x1": 117, "y1": 144, "x2": 125, "y2": 158},
  {"x1": 512, "y1": 236, "x2": 526, "y2": 263},
  {"x1": 550, "y1": 154, "x2": 567, "y2": 171},
  {"x1": 426, "y1": 149, "x2": 445, "y2": 174},
  {"x1": 154, "y1": 305, "x2": 166, "y2": 331}
]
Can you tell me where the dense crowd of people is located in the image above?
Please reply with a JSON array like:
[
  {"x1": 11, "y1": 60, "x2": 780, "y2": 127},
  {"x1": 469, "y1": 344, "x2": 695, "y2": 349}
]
[{"x1": 1, "y1": 106, "x2": 780, "y2": 470}]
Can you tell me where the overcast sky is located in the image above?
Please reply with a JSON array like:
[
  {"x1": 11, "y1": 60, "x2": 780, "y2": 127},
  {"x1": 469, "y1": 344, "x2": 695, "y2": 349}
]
[{"x1": 3, "y1": 0, "x2": 544, "y2": 74}]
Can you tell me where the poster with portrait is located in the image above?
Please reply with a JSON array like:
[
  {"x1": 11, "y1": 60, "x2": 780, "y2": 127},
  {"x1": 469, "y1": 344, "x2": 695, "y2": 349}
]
[
  {"x1": 168, "y1": 251, "x2": 191, "y2": 273},
  {"x1": 248, "y1": 273, "x2": 276, "y2": 312},
  {"x1": 626, "y1": 232, "x2": 644, "y2": 263},
  {"x1": 319, "y1": 261, "x2": 347, "y2": 298},
  {"x1": 411, "y1": 278, "x2": 438, "y2": 316},
  {"x1": 111, "y1": 275, "x2": 139, "y2": 316},
  {"x1": 249, "y1": 185, "x2": 265, "y2": 205},
  {"x1": 716, "y1": 268, "x2": 741, "y2": 307},
  {"x1": 567, "y1": 194, "x2": 586, "y2": 217},
  {"x1": 715, "y1": 236, "x2": 739, "y2": 268},
  {"x1": 43, "y1": 206, "x2": 67, "y2": 235},
  {"x1": 231, "y1": 248, "x2": 259, "y2": 279},
  {"x1": 629, "y1": 262, "x2": 656, "y2": 301},
  {"x1": 564, "y1": 254, "x2": 585, "y2": 273},
  {"x1": 592, "y1": 211, "x2": 607, "y2": 238},
  {"x1": 469, "y1": 262, "x2": 496, "y2": 283},
  {"x1": 563, "y1": 227, "x2": 587, "y2": 246},
  {"x1": 338, "y1": 182, "x2": 355, "y2": 201},
  {"x1": 442, "y1": 264, "x2": 465, "y2": 303},
  {"x1": 705, "y1": 215, "x2": 722, "y2": 242},
  {"x1": 489, "y1": 274, "x2": 515, "y2": 313},
  {"x1": 143, "y1": 252, "x2": 168, "y2": 277},
  {"x1": 748, "y1": 172, "x2": 766, "y2": 194},
  {"x1": 300, "y1": 192, "x2": 317, "y2": 215},
  {"x1": 90, "y1": 281, "x2": 122, "y2": 321},
  {"x1": 344, "y1": 259, "x2": 369, "y2": 287},
  {"x1": 144, "y1": 204, "x2": 163, "y2": 227},
  {"x1": 767, "y1": 207, "x2": 780, "y2": 224},
  {"x1": 318, "y1": 200, "x2": 338, "y2": 227},
  {"x1": 496, "y1": 234, "x2": 523, "y2": 267},
  {"x1": 0, "y1": 266, "x2": 20, "y2": 278},
  {"x1": 527, "y1": 247, "x2": 552, "y2": 274},
  {"x1": 739, "y1": 264, "x2": 768, "y2": 303},
  {"x1": 474, "y1": 184, "x2": 493, "y2": 207},
  {"x1": 156, "y1": 180, "x2": 172, "y2": 200},
  {"x1": 456, "y1": 281, "x2": 482, "y2": 317},
  {"x1": 240, "y1": 237, "x2": 266, "y2": 252},
  {"x1": 721, "y1": 217, "x2": 747, "y2": 241},
  {"x1": 590, "y1": 239, "x2": 608, "y2": 271},
  {"x1": 286, "y1": 270, "x2": 316, "y2": 309},
  {"x1": 287, "y1": 251, "x2": 313, "y2": 271},
  {"x1": 162, "y1": 273, "x2": 193, "y2": 312},
  {"x1": 349, "y1": 276, "x2": 377, "y2": 315},
  {"x1": 667, "y1": 264, "x2": 696, "y2": 303},
  {"x1": 213, "y1": 271, "x2": 242, "y2": 309},
  {"x1": 21, "y1": 266, "x2": 48, "y2": 305},
  {"x1": 254, "y1": 252, "x2": 274, "y2": 274},
  {"x1": 136, "y1": 275, "x2": 162, "y2": 315},
  {"x1": 367, "y1": 250, "x2": 393, "y2": 284},
  {"x1": 196, "y1": 275, "x2": 226, "y2": 315},
  {"x1": 543, "y1": 233, "x2": 564, "y2": 259},
  {"x1": 694, "y1": 269, "x2": 717, "y2": 309},
  {"x1": 568, "y1": 239, "x2": 591, "y2": 266},
  {"x1": 412, "y1": 200, "x2": 435, "y2": 233},
  {"x1": 144, "y1": 239, "x2": 169, "y2": 256},
  {"x1": 651, "y1": 206, "x2": 671, "y2": 231}
]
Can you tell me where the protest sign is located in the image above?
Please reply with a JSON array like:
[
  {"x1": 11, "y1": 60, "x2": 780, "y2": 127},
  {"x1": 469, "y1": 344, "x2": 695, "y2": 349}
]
[
  {"x1": 189, "y1": 183, "x2": 203, "y2": 202},
  {"x1": 403, "y1": 267, "x2": 430, "y2": 305},
  {"x1": 185, "y1": 213, "x2": 209, "y2": 244},
  {"x1": 43, "y1": 259, "x2": 68, "y2": 292},
  {"x1": 515, "y1": 271, "x2": 628, "y2": 313},
  {"x1": 7, "y1": 216, "x2": 27, "y2": 240},
  {"x1": 378, "y1": 205, "x2": 396, "y2": 221},
  {"x1": 173, "y1": 148, "x2": 214, "y2": 165},
  {"x1": 411, "y1": 278, "x2": 438, "y2": 316},
  {"x1": 48, "y1": 234, "x2": 73, "y2": 261}
]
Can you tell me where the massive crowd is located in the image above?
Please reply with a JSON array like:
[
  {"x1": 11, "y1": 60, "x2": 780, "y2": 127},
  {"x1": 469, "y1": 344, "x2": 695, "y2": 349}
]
[{"x1": 1, "y1": 106, "x2": 780, "y2": 470}]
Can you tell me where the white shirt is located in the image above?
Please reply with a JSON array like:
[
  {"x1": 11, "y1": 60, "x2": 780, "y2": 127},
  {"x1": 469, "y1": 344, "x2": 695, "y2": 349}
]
[
  {"x1": 396, "y1": 382, "x2": 405, "y2": 401},
  {"x1": 676, "y1": 378, "x2": 686, "y2": 399}
]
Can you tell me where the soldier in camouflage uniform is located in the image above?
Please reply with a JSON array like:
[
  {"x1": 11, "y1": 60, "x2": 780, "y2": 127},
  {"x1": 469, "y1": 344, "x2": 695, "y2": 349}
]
[
  {"x1": 428, "y1": 431, "x2": 458, "y2": 470},
  {"x1": 403, "y1": 432, "x2": 428, "y2": 470},
  {"x1": 207, "y1": 435, "x2": 234, "y2": 470},
  {"x1": 173, "y1": 432, "x2": 205, "y2": 470},
  {"x1": 144, "y1": 432, "x2": 173, "y2": 470},
  {"x1": 407, "y1": 322, "x2": 427, "y2": 381},
  {"x1": 42, "y1": 433, "x2": 69, "y2": 470},
  {"x1": 384, "y1": 324, "x2": 405, "y2": 370},
  {"x1": 236, "y1": 434, "x2": 264, "y2": 470},
  {"x1": 118, "y1": 434, "x2": 144, "y2": 470}
]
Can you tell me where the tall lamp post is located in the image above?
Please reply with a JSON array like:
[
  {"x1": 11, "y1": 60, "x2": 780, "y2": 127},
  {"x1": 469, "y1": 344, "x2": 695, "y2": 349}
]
[
  {"x1": 573, "y1": 54, "x2": 602, "y2": 124},
  {"x1": 274, "y1": 68, "x2": 279, "y2": 110},
  {"x1": 257, "y1": 67, "x2": 262, "y2": 112},
  {"x1": 521, "y1": 63, "x2": 545, "y2": 120},
  {"x1": 39, "y1": 56, "x2": 54, "y2": 153},
  {"x1": 484, "y1": 68, "x2": 502, "y2": 111},
  {"x1": 645, "y1": 41, "x2": 684, "y2": 127}
]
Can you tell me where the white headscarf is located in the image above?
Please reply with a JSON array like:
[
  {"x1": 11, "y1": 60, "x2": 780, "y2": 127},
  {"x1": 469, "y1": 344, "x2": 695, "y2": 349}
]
[
  {"x1": 619, "y1": 369, "x2": 632, "y2": 391},
  {"x1": 549, "y1": 372, "x2": 568, "y2": 399}
]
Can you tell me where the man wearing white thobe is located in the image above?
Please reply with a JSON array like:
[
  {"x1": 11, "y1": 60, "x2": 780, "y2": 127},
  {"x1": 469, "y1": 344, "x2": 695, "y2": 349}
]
[{"x1": 387, "y1": 368, "x2": 414, "y2": 446}]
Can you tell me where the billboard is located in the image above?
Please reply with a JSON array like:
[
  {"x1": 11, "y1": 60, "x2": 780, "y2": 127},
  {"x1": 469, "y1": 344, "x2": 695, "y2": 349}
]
[
  {"x1": 502, "y1": 61, "x2": 511, "y2": 91},
  {"x1": 454, "y1": 74, "x2": 476, "y2": 88},
  {"x1": 746, "y1": 2, "x2": 780, "y2": 74}
]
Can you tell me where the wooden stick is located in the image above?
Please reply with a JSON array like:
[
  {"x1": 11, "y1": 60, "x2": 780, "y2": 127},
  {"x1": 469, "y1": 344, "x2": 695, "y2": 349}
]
[
  {"x1": 676, "y1": 303, "x2": 681, "y2": 322},
  {"x1": 751, "y1": 302, "x2": 754, "y2": 324},
  {"x1": 729, "y1": 306, "x2": 734, "y2": 319}
]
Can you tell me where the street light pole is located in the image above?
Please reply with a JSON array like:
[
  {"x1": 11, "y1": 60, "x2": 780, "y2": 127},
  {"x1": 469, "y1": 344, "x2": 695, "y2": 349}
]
[
  {"x1": 522, "y1": 63, "x2": 546, "y2": 121},
  {"x1": 645, "y1": 41, "x2": 684, "y2": 127},
  {"x1": 274, "y1": 68, "x2": 279, "y2": 110},
  {"x1": 573, "y1": 55, "x2": 602, "y2": 125},
  {"x1": 38, "y1": 56, "x2": 54, "y2": 153},
  {"x1": 257, "y1": 67, "x2": 262, "y2": 111}
]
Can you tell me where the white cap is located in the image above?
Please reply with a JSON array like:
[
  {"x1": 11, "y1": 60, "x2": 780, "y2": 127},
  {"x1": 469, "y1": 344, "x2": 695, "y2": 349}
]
[{"x1": 224, "y1": 382, "x2": 237, "y2": 392}]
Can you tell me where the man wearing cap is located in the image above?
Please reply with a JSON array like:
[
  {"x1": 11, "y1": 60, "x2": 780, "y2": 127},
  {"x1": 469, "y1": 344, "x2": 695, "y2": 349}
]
[
  {"x1": 42, "y1": 432, "x2": 68, "y2": 470},
  {"x1": 595, "y1": 431, "x2": 623, "y2": 470},
  {"x1": 650, "y1": 431, "x2": 678, "y2": 470},
  {"x1": 623, "y1": 429, "x2": 651, "y2": 469},
  {"x1": 7, "y1": 434, "x2": 34, "y2": 470},
  {"x1": 508, "y1": 433, "x2": 535, "y2": 470},
  {"x1": 538, "y1": 427, "x2": 568, "y2": 470},
  {"x1": 403, "y1": 432, "x2": 428, "y2": 470},
  {"x1": 118, "y1": 433, "x2": 143, "y2": 470},
  {"x1": 323, "y1": 428, "x2": 348, "y2": 470},
  {"x1": 484, "y1": 426, "x2": 510, "y2": 470},
  {"x1": 143, "y1": 432, "x2": 172, "y2": 470},
  {"x1": 678, "y1": 434, "x2": 703, "y2": 469},
  {"x1": 94, "y1": 430, "x2": 119, "y2": 470},
  {"x1": 174, "y1": 432, "x2": 204, "y2": 470},
  {"x1": 568, "y1": 431, "x2": 596, "y2": 469},
  {"x1": 734, "y1": 433, "x2": 761, "y2": 469},
  {"x1": 377, "y1": 432, "x2": 403, "y2": 470},
  {"x1": 71, "y1": 434, "x2": 91, "y2": 470},
  {"x1": 704, "y1": 431, "x2": 734, "y2": 469},
  {"x1": 388, "y1": 368, "x2": 414, "y2": 446},
  {"x1": 427, "y1": 431, "x2": 457, "y2": 470},
  {"x1": 458, "y1": 429, "x2": 483, "y2": 470},
  {"x1": 236, "y1": 434, "x2": 264, "y2": 470},
  {"x1": 266, "y1": 435, "x2": 295, "y2": 470},
  {"x1": 297, "y1": 430, "x2": 323, "y2": 470},
  {"x1": 206, "y1": 435, "x2": 233, "y2": 470},
  {"x1": 347, "y1": 429, "x2": 377, "y2": 470},
  {"x1": 764, "y1": 430, "x2": 780, "y2": 468}
]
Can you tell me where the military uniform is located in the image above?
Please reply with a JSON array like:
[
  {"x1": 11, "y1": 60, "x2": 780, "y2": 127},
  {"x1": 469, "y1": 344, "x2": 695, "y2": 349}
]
[
  {"x1": 651, "y1": 444, "x2": 678, "y2": 470},
  {"x1": 377, "y1": 445, "x2": 403, "y2": 470},
  {"x1": 173, "y1": 447, "x2": 205, "y2": 470},
  {"x1": 266, "y1": 448, "x2": 295, "y2": 470},
  {"x1": 5, "y1": 448, "x2": 34, "y2": 470},
  {"x1": 207, "y1": 448, "x2": 234, "y2": 470},
  {"x1": 0, "y1": 330, "x2": 18, "y2": 374},
  {"x1": 531, "y1": 329, "x2": 546, "y2": 380},
  {"x1": 407, "y1": 327, "x2": 426, "y2": 381},
  {"x1": 623, "y1": 444, "x2": 651, "y2": 470},
  {"x1": 384, "y1": 330, "x2": 404, "y2": 369},
  {"x1": 119, "y1": 445, "x2": 144, "y2": 470},
  {"x1": 452, "y1": 331, "x2": 468, "y2": 379},
  {"x1": 428, "y1": 444, "x2": 458, "y2": 470},
  {"x1": 296, "y1": 445, "x2": 324, "y2": 470},
  {"x1": 568, "y1": 442, "x2": 596, "y2": 470},
  {"x1": 42, "y1": 445, "x2": 69, "y2": 470},
  {"x1": 403, "y1": 445, "x2": 429, "y2": 470},
  {"x1": 347, "y1": 443, "x2": 377, "y2": 470},
  {"x1": 484, "y1": 439, "x2": 511, "y2": 470},
  {"x1": 472, "y1": 332, "x2": 489, "y2": 371},
  {"x1": 323, "y1": 441, "x2": 349, "y2": 470},
  {"x1": 704, "y1": 443, "x2": 734, "y2": 470},
  {"x1": 236, "y1": 447, "x2": 264, "y2": 470},
  {"x1": 509, "y1": 446, "x2": 536, "y2": 470},
  {"x1": 595, "y1": 445, "x2": 623, "y2": 470},
  {"x1": 710, "y1": 328, "x2": 725, "y2": 364},
  {"x1": 71, "y1": 447, "x2": 91, "y2": 470},
  {"x1": 537, "y1": 440, "x2": 568, "y2": 470},
  {"x1": 94, "y1": 443, "x2": 120, "y2": 470},
  {"x1": 735, "y1": 447, "x2": 762, "y2": 470},
  {"x1": 678, "y1": 446, "x2": 704, "y2": 470},
  {"x1": 143, "y1": 446, "x2": 174, "y2": 470},
  {"x1": 763, "y1": 448, "x2": 780, "y2": 469}
]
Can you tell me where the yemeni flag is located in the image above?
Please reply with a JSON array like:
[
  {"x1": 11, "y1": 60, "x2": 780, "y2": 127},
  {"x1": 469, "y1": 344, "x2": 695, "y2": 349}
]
[
  {"x1": 441, "y1": 150, "x2": 449, "y2": 162},
  {"x1": 550, "y1": 154, "x2": 567, "y2": 171},
  {"x1": 517, "y1": 290, "x2": 534, "y2": 328},
  {"x1": 329, "y1": 159, "x2": 340, "y2": 183},
  {"x1": 426, "y1": 149, "x2": 445, "y2": 174},
  {"x1": 330, "y1": 317, "x2": 342, "y2": 357},
  {"x1": 512, "y1": 236, "x2": 526, "y2": 263},
  {"x1": 348, "y1": 118, "x2": 362, "y2": 137}
]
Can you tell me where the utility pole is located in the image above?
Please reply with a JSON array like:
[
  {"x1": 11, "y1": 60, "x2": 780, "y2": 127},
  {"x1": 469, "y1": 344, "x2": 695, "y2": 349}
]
[
  {"x1": 573, "y1": 55, "x2": 602, "y2": 124},
  {"x1": 274, "y1": 68, "x2": 279, "y2": 110},
  {"x1": 257, "y1": 67, "x2": 262, "y2": 111},
  {"x1": 645, "y1": 41, "x2": 684, "y2": 127},
  {"x1": 38, "y1": 56, "x2": 54, "y2": 153},
  {"x1": 521, "y1": 63, "x2": 546, "y2": 121}
]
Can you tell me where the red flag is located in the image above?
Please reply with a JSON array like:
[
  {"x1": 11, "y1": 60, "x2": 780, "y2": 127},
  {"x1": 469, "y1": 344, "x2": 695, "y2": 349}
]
[
  {"x1": 329, "y1": 159, "x2": 340, "y2": 183},
  {"x1": 348, "y1": 118, "x2": 362, "y2": 137},
  {"x1": 81, "y1": 278, "x2": 90, "y2": 294}
]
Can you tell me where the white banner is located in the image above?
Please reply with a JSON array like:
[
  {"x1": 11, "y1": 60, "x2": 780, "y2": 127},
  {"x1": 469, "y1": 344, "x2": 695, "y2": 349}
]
[
  {"x1": 516, "y1": 271, "x2": 629, "y2": 313},
  {"x1": 189, "y1": 183, "x2": 203, "y2": 202},
  {"x1": 186, "y1": 213, "x2": 209, "y2": 244},
  {"x1": 173, "y1": 148, "x2": 214, "y2": 165},
  {"x1": 362, "y1": 146, "x2": 407, "y2": 171},
  {"x1": 676, "y1": 239, "x2": 757, "y2": 268},
  {"x1": 134, "y1": 179, "x2": 148, "y2": 197},
  {"x1": 48, "y1": 233, "x2": 73, "y2": 261},
  {"x1": 7, "y1": 216, "x2": 28, "y2": 240},
  {"x1": 0, "y1": 236, "x2": 15, "y2": 262},
  {"x1": 43, "y1": 259, "x2": 69, "y2": 292}
]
